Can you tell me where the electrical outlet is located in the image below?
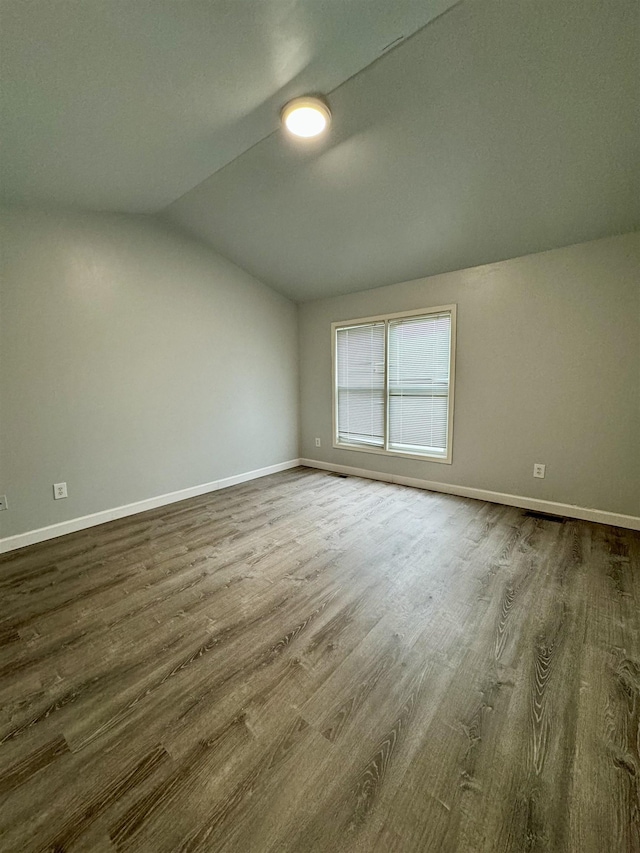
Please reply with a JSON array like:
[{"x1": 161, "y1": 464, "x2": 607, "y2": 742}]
[
  {"x1": 315, "y1": 437, "x2": 321, "y2": 447},
  {"x1": 0, "y1": 495, "x2": 8, "y2": 511},
  {"x1": 533, "y1": 463, "x2": 546, "y2": 479},
  {"x1": 53, "y1": 482, "x2": 68, "y2": 499}
]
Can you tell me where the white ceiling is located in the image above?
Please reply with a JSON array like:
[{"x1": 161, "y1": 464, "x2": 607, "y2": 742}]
[
  {"x1": 0, "y1": 0, "x2": 458, "y2": 212},
  {"x1": 1, "y1": 0, "x2": 638, "y2": 301},
  {"x1": 164, "y1": 0, "x2": 640, "y2": 300}
]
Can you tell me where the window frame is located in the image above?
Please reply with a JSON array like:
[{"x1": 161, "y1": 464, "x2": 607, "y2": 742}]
[{"x1": 331, "y1": 305, "x2": 457, "y2": 464}]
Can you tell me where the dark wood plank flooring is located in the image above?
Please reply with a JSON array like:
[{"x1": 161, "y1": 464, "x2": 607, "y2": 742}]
[{"x1": 0, "y1": 467, "x2": 638, "y2": 852}]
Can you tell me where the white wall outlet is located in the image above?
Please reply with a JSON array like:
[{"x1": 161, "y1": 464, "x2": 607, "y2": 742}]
[
  {"x1": 53, "y1": 482, "x2": 68, "y2": 499},
  {"x1": 0, "y1": 495, "x2": 8, "y2": 511},
  {"x1": 315, "y1": 437, "x2": 321, "y2": 447},
  {"x1": 533, "y1": 463, "x2": 546, "y2": 479}
]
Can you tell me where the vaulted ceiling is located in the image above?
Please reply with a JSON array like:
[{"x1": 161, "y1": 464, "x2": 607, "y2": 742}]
[
  {"x1": 2, "y1": 0, "x2": 638, "y2": 301},
  {"x1": 0, "y1": 0, "x2": 459, "y2": 211}
]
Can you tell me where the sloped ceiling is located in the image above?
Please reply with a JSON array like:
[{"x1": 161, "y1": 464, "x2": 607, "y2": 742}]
[
  {"x1": 2, "y1": 0, "x2": 638, "y2": 301},
  {"x1": 164, "y1": 0, "x2": 640, "y2": 300},
  {"x1": 0, "y1": 0, "x2": 458, "y2": 212}
]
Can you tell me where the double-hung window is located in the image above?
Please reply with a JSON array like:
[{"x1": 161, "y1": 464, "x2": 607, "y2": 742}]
[{"x1": 333, "y1": 305, "x2": 456, "y2": 463}]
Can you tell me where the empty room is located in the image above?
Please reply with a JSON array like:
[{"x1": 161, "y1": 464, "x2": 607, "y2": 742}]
[{"x1": 1, "y1": 1, "x2": 639, "y2": 851}]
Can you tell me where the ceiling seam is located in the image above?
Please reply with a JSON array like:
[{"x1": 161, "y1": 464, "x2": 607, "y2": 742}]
[{"x1": 157, "y1": 0, "x2": 465, "y2": 215}]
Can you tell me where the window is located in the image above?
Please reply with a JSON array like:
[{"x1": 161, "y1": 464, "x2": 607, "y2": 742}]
[{"x1": 333, "y1": 306, "x2": 456, "y2": 463}]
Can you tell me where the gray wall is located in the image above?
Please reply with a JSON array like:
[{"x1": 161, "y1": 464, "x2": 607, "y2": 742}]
[
  {"x1": 299, "y1": 233, "x2": 640, "y2": 517},
  {"x1": 0, "y1": 209, "x2": 299, "y2": 539}
]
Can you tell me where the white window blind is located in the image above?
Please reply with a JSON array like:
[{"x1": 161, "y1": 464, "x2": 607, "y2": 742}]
[
  {"x1": 336, "y1": 322, "x2": 385, "y2": 447},
  {"x1": 333, "y1": 307, "x2": 455, "y2": 462},
  {"x1": 388, "y1": 313, "x2": 451, "y2": 455}
]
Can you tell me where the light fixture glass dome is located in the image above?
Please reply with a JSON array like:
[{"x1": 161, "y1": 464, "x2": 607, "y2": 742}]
[{"x1": 281, "y1": 96, "x2": 331, "y2": 138}]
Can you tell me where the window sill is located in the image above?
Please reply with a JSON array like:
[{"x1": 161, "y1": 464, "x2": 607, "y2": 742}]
[{"x1": 332, "y1": 441, "x2": 452, "y2": 465}]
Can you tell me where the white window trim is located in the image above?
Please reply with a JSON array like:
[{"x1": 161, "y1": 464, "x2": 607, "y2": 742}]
[{"x1": 331, "y1": 304, "x2": 457, "y2": 464}]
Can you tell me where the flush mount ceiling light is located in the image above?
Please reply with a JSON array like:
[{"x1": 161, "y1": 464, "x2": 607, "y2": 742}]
[{"x1": 281, "y1": 96, "x2": 331, "y2": 138}]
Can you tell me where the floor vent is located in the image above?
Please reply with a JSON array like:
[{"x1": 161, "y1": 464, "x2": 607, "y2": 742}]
[{"x1": 524, "y1": 510, "x2": 565, "y2": 523}]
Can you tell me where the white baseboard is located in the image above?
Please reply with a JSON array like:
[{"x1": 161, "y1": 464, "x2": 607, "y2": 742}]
[
  {"x1": 300, "y1": 458, "x2": 640, "y2": 531},
  {"x1": 0, "y1": 459, "x2": 302, "y2": 554},
  {"x1": 3, "y1": 456, "x2": 637, "y2": 554}
]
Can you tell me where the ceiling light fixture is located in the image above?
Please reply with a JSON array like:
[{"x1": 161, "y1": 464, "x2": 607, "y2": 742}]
[{"x1": 281, "y1": 96, "x2": 331, "y2": 138}]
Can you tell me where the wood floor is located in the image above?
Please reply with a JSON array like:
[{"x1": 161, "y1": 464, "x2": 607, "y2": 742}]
[{"x1": 0, "y1": 467, "x2": 638, "y2": 852}]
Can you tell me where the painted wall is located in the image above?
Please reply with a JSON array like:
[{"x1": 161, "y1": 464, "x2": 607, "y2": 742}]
[
  {"x1": 0, "y1": 209, "x2": 299, "y2": 539},
  {"x1": 298, "y1": 233, "x2": 640, "y2": 517}
]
